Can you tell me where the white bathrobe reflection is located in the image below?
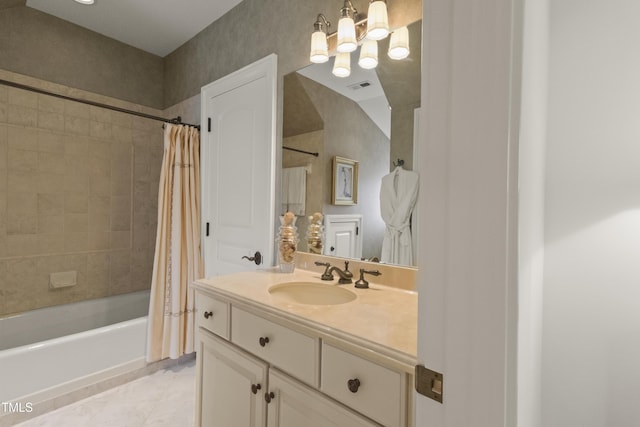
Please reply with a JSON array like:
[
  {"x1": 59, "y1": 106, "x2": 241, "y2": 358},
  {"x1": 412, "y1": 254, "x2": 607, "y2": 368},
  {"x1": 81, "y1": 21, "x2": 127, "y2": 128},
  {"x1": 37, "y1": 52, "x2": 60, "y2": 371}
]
[{"x1": 380, "y1": 166, "x2": 419, "y2": 265}]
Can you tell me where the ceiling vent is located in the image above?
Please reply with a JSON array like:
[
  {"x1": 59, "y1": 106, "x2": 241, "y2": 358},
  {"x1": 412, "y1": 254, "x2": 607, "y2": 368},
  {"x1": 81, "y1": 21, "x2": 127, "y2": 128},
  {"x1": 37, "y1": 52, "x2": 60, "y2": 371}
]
[{"x1": 347, "y1": 81, "x2": 373, "y2": 91}]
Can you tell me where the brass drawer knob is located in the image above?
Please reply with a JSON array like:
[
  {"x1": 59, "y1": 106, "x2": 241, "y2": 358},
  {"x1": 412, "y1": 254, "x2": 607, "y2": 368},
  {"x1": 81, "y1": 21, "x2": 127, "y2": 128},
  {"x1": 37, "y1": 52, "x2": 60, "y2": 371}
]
[
  {"x1": 347, "y1": 378, "x2": 361, "y2": 393},
  {"x1": 251, "y1": 383, "x2": 262, "y2": 394},
  {"x1": 265, "y1": 391, "x2": 275, "y2": 403},
  {"x1": 203, "y1": 311, "x2": 213, "y2": 319},
  {"x1": 259, "y1": 336, "x2": 270, "y2": 347}
]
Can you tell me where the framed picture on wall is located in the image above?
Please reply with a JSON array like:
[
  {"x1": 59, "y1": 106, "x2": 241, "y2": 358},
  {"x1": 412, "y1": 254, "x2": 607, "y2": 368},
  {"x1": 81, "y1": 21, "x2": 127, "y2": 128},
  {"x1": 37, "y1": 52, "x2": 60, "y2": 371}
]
[{"x1": 332, "y1": 156, "x2": 358, "y2": 205}]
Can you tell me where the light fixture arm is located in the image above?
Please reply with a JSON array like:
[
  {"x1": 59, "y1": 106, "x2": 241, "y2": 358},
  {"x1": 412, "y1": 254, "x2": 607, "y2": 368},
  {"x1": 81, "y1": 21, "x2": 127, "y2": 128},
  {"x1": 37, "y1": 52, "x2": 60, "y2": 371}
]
[
  {"x1": 341, "y1": 0, "x2": 357, "y2": 18},
  {"x1": 341, "y1": 0, "x2": 368, "y2": 23},
  {"x1": 314, "y1": 14, "x2": 331, "y2": 33}
]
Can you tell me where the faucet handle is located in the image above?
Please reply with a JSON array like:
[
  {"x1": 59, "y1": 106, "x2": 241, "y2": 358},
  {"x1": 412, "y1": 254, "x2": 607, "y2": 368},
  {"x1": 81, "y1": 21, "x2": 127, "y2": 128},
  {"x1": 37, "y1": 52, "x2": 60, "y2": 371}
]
[
  {"x1": 315, "y1": 261, "x2": 333, "y2": 280},
  {"x1": 355, "y1": 269, "x2": 382, "y2": 289},
  {"x1": 343, "y1": 261, "x2": 353, "y2": 278}
]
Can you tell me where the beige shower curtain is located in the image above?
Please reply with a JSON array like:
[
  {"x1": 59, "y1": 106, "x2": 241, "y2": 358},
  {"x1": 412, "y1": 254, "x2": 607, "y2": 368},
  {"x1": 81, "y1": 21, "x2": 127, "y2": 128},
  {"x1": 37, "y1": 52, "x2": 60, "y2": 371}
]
[{"x1": 146, "y1": 124, "x2": 203, "y2": 362}]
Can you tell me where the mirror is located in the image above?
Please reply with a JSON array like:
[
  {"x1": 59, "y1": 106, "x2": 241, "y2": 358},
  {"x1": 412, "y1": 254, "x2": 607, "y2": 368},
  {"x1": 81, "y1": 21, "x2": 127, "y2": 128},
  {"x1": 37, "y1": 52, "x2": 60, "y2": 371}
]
[{"x1": 282, "y1": 20, "x2": 421, "y2": 267}]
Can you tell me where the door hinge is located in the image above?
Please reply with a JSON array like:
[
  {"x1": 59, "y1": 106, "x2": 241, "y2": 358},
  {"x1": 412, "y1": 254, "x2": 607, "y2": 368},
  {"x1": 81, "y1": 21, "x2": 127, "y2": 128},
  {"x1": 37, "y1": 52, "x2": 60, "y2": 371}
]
[
  {"x1": 415, "y1": 365, "x2": 443, "y2": 403},
  {"x1": 356, "y1": 226, "x2": 359, "y2": 236},
  {"x1": 206, "y1": 222, "x2": 210, "y2": 237},
  {"x1": 207, "y1": 117, "x2": 211, "y2": 132}
]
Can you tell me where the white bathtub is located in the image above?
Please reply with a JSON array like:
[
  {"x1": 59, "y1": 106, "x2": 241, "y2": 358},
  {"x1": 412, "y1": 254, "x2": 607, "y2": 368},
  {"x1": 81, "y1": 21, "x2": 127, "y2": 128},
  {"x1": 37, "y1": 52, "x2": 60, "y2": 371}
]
[{"x1": 0, "y1": 291, "x2": 149, "y2": 403}]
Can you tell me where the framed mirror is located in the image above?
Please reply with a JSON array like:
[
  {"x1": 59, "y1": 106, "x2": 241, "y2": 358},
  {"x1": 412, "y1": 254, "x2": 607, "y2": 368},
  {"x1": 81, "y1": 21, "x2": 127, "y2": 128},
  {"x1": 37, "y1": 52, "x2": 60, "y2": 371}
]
[{"x1": 282, "y1": 20, "x2": 421, "y2": 267}]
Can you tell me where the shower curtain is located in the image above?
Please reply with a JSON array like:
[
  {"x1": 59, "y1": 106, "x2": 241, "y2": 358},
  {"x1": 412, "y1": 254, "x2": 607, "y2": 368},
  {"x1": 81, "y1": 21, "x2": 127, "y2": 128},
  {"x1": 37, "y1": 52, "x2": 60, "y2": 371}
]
[{"x1": 146, "y1": 124, "x2": 203, "y2": 362}]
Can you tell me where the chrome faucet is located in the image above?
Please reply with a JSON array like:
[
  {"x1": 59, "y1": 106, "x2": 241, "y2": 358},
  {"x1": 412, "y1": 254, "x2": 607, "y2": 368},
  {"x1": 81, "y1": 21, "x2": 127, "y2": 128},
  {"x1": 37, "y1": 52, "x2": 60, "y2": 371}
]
[{"x1": 314, "y1": 261, "x2": 353, "y2": 284}]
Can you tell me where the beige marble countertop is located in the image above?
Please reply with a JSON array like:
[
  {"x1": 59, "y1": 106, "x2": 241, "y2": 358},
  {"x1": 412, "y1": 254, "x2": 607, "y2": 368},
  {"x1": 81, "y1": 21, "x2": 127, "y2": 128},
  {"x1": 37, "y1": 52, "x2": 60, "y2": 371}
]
[{"x1": 192, "y1": 268, "x2": 417, "y2": 369}]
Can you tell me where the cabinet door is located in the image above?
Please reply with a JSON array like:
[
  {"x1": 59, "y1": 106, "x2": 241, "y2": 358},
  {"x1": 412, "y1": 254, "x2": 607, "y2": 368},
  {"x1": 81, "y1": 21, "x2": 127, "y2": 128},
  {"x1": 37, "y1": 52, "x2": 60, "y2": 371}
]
[
  {"x1": 197, "y1": 331, "x2": 267, "y2": 427},
  {"x1": 267, "y1": 369, "x2": 378, "y2": 427}
]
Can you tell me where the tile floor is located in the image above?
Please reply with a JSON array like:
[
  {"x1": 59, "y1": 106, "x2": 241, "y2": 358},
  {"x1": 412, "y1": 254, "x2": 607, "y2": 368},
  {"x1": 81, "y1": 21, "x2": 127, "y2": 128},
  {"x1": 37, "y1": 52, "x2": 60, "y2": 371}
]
[{"x1": 14, "y1": 360, "x2": 196, "y2": 427}]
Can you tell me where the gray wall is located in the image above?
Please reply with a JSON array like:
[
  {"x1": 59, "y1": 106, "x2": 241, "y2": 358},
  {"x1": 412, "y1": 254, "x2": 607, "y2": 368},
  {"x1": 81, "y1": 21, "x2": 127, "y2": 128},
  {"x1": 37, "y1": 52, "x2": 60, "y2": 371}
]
[
  {"x1": 0, "y1": 6, "x2": 163, "y2": 109},
  {"x1": 377, "y1": 20, "x2": 422, "y2": 171}
]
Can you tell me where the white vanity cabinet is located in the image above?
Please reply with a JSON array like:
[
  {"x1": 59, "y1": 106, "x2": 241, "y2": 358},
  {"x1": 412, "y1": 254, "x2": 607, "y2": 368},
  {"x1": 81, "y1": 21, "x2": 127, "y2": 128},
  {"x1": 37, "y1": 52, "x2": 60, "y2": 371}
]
[{"x1": 194, "y1": 287, "x2": 413, "y2": 427}]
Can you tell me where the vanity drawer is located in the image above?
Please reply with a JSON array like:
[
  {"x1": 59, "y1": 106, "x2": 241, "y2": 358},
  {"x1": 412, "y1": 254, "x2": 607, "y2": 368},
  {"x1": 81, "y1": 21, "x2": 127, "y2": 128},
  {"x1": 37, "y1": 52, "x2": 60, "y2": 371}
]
[
  {"x1": 195, "y1": 292, "x2": 229, "y2": 339},
  {"x1": 231, "y1": 306, "x2": 319, "y2": 387},
  {"x1": 321, "y1": 343, "x2": 405, "y2": 427}
]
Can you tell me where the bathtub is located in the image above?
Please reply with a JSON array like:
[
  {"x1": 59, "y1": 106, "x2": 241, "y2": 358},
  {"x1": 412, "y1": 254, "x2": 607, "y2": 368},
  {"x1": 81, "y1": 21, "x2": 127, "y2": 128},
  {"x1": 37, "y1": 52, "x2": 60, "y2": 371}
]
[{"x1": 0, "y1": 291, "x2": 149, "y2": 403}]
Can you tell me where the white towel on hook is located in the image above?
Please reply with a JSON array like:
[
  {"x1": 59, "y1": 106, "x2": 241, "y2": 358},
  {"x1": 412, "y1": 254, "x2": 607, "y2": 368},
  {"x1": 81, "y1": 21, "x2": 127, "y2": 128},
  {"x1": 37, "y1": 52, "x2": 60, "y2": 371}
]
[{"x1": 282, "y1": 167, "x2": 307, "y2": 216}]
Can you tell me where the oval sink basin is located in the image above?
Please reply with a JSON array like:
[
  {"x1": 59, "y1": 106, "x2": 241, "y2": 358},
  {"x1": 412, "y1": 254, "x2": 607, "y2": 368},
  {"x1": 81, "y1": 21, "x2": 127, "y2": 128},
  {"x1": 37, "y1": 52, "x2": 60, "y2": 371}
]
[{"x1": 268, "y1": 282, "x2": 357, "y2": 306}]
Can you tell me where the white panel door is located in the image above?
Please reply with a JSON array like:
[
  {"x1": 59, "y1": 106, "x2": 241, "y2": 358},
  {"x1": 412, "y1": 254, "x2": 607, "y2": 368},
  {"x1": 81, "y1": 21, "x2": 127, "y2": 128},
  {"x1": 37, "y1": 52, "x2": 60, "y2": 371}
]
[
  {"x1": 201, "y1": 55, "x2": 277, "y2": 276},
  {"x1": 323, "y1": 214, "x2": 363, "y2": 259}
]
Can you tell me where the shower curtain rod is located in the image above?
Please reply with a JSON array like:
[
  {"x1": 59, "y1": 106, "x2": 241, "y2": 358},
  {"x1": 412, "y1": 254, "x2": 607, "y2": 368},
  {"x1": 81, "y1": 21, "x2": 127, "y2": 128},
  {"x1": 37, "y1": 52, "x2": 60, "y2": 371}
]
[
  {"x1": 283, "y1": 146, "x2": 319, "y2": 157},
  {"x1": 0, "y1": 78, "x2": 200, "y2": 130}
]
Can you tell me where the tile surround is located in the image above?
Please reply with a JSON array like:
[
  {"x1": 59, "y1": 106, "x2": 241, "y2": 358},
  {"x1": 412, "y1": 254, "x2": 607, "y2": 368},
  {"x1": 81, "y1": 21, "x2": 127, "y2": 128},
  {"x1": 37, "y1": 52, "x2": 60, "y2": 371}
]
[{"x1": 0, "y1": 70, "x2": 163, "y2": 316}]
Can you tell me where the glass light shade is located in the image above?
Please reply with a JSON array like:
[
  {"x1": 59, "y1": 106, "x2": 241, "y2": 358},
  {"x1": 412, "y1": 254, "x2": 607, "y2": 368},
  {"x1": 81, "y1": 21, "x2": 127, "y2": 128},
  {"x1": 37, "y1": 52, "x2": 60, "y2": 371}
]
[
  {"x1": 332, "y1": 52, "x2": 351, "y2": 78},
  {"x1": 388, "y1": 26, "x2": 410, "y2": 60},
  {"x1": 74, "y1": 0, "x2": 95, "y2": 3},
  {"x1": 310, "y1": 30, "x2": 329, "y2": 63},
  {"x1": 358, "y1": 39, "x2": 378, "y2": 69},
  {"x1": 337, "y1": 17, "x2": 357, "y2": 53},
  {"x1": 366, "y1": 1, "x2": 389, "y2": 40}
]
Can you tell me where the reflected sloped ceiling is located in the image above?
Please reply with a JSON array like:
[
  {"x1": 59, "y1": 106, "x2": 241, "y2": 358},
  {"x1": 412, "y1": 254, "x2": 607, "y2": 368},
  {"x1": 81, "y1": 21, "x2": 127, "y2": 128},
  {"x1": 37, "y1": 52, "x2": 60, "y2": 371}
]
[{"x1": 283, "y1": 73, "x2": 324, "y2": 138}]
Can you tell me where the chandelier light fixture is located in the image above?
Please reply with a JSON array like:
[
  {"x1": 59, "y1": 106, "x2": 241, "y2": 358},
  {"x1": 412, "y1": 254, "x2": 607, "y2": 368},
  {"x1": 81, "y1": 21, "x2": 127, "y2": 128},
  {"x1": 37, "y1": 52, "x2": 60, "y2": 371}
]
[{"x1": 309, "y1": 0, "x2": 409, "y2": 77}]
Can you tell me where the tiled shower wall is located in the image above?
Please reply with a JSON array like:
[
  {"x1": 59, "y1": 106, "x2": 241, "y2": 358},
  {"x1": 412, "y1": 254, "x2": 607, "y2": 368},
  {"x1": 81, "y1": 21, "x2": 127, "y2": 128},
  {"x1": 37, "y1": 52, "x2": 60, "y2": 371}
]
[{"x1": 0, "y1": 71, "x2": 163, "y2": 316}]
